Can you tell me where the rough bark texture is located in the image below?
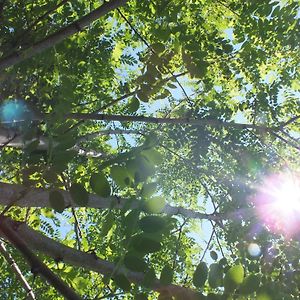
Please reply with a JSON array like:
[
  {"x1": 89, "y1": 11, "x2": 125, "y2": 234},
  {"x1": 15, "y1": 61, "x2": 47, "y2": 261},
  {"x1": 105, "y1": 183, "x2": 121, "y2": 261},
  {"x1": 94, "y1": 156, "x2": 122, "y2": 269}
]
[
  {"x1": 0, "y1": 216, "x2": 82, "y2": 300},
  {"x1": 0, "y1": 216, "x2": 200, "y2": 299}
]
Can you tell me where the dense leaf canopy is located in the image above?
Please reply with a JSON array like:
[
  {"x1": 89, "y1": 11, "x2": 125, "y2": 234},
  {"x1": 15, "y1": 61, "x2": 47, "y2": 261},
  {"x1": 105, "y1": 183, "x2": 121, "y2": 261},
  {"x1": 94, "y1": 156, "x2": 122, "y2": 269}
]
[{"x1": 0, "y1": 0, "x2": 299, "y2": 299}]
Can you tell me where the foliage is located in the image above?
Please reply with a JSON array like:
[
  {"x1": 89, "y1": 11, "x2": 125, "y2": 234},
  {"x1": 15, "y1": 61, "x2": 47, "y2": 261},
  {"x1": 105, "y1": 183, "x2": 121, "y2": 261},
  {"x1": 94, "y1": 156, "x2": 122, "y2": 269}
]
[{"x1": 0, "y1": 0, "x2": 299, "y2": 299}]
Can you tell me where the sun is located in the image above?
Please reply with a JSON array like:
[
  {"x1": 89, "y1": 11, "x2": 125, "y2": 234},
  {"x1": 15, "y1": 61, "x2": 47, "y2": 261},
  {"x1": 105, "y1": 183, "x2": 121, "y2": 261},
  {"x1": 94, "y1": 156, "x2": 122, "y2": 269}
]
[{"x1": 253, "y1": 172, "x2": 300, "y2": 237}]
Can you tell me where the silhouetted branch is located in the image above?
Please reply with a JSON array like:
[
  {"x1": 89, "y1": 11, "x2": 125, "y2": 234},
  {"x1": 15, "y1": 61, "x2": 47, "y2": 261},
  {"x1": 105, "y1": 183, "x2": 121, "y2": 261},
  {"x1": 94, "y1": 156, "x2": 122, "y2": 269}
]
[{"x1": 0, "y1": 0, "x2": 128, "y2": 71}]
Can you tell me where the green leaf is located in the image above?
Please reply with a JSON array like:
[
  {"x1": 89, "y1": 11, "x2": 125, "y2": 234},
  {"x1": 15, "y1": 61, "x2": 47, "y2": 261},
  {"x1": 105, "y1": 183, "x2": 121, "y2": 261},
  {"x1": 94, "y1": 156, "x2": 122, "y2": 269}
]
[
  {"x1": 227, "y1": 264, "x2": 244, "y2": 284},
  {"x1": 224, "y1": 264, "x2": 244, "y2": 292},
  {"x1": 167, "y1": 83, "x2": 177, "y2": 89},
  {"x1": 208, "y1": 263, "x2": 223, "y2": 288},
  {"x1": 49, "y1": 190, "x2": 65, "y2": 213},
  {"x1": 126, "y1": 156, "x2": 155, "y2": 183},
  {"x1": 52, "y1": 150, "x2": 77, "y2": 172},
  {"x1": 139, "y1": 216, "x2": 166, "y2": 233},
  {"x1": 142, "y1": 268, "x2": 156, "y2": 288},
  {"x1": 141, "y1": 182, "x2": 157, "y2": 198},
  {"x1": 124, "y1": 209, "x2": 140, "y2": 236},
  {"x1": 193, "y1": 262, "x2": 208, "y2": 288},
  {"x1": 110, "y1": 165, "x2": 131, "y2": 188},
  {"x1": 131, "y1": 234, "x2": 161, "y2": 253},
  {"x1": 54, "y1": 132, "x2": 77, "y2": 150},
  {"x1": 101, "y1": 211, "x2": 114, "y2": 236},
  {"x1": 114, "y1": 274, "x2": 131, "y2": 291},
  {"x1": 135, "y1": 294, "x2": 148, "y2": 300},
  {"x1": 43, "y1": 169, "x2": 57, "y2": 183},
  {"x1": 141, "y1": 149, "x2": 163, "y2": 165},
  {"x1": 152, "y1": 42, "x2": 165, "y2": 53},
  {"x1": 69, "y1": 183, "x2": 89, "y2": 206},
  {"x1": 124, "y1": 253, "x2": 147, "y2": 272},
  {"x1": 210, "y1": 250, "x2": 218, "y2": 261},
  {"x1": 145, "y1": 196, "x2": 166, "y2": 213},
  {"x1": 240, "y1": 274, "x2": 260, "y2": 294},
  {"x1": 128, "y1": 97, "x2": 140, "y2": 113},
  {"x1": 137, "y1": 90, "x2": 149, "y2": 102},
  {"x1": 160, "y1": 264, "x2": 173, "y2": 285},
  {"x1": 90, "y1": 172, "x2": 111, "y2": 197}
]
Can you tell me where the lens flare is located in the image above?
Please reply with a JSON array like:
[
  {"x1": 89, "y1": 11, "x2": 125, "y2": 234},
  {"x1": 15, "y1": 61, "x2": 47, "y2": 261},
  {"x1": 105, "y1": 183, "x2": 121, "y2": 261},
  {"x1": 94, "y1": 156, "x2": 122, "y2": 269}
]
[
  {"x1": 248, "y1": 243, "x2": 261, "y2": 257},
  {"x1": 253, "y1": 172, "x2": 300, "y2": 237},
  {"x1": 0, "y1": 99, "x2": 32, "y2": 126}
]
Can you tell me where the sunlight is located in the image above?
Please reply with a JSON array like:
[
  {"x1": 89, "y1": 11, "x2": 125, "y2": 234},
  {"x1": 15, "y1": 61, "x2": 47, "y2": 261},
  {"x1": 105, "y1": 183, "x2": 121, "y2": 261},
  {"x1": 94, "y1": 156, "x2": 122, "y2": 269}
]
[{"x1": 253, "y1": 172, "x2": 300, "y2": 237}]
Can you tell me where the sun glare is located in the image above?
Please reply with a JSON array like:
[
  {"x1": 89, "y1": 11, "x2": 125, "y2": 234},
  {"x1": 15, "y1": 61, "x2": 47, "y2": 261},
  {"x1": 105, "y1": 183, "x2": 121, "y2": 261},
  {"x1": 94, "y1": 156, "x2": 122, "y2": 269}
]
[{"x1": 253, "y1": 172, "x2": 300, "y2": 237}]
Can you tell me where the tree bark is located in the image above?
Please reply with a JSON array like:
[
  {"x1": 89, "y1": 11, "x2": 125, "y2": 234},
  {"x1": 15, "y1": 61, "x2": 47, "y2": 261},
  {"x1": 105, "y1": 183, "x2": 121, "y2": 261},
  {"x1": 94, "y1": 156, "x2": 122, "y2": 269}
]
[
  {"x1": 0, "y1": 182, "x2": 221, "y2": 221},
  {"x1": 0, "y1": 216, "x2": 82, "y2": 300},
  {"x1": 0, "y1": 216, "x2": 200, "y2": 299},
  {"x1": 0, "y1": 0, "x2": 128, "y2": 71}
]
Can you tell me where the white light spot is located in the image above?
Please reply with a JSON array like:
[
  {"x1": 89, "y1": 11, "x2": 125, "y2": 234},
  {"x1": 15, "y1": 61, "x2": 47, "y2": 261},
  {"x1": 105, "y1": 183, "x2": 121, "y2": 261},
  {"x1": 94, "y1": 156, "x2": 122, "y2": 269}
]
[{"x1": 248, "y1": 243, "x2": 261, "y2": 257}]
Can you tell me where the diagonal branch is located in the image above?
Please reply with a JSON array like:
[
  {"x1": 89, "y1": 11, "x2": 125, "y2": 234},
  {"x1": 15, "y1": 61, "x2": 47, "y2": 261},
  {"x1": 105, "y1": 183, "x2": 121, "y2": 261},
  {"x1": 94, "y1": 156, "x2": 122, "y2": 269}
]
[
  {"x1": 0, "y1": 217, "x2": 82, "y2": 300},
  {"x1": 0, "y1": 240, "x2": 36, "y2": 300},
  {"x1": 279, "y1": 115, "x2": 300, "y2": 128},
  {"x1": 271, "y1": 131, "x2": 300, "y2": 151},
  {"x1": 0, "y1": 0, "x2": 128, "y2": 71},
  {"x1": 0, "y1": 216, "x2": 200, "y2": 299}
]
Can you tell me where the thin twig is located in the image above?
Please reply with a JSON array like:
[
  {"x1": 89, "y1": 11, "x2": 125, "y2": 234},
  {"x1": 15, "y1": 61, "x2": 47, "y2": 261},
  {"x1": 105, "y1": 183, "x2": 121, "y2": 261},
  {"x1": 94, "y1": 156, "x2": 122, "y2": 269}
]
[
  {"x1": 0, "y1": 216, "x2": 82, "y2": 300},
  {"x1": 215, "y1": 0, "x2": 241, "y2": 17},
  {"x1": 271, "y1": 131, "x2": 300, "y2": 151},
  {"x1": 116, "y1": 8, "x2": 192, "y2": 104},
  {"x1": 0, "y1": 133, "x2": 17, "y2": 150},
  {"x1": 172, "y1": 219, "x2": 187, "y2": 270},
  {"x1": 67, "y1": 71, "x2": 187, "y2": 133},
  {"x1": 0, "y1": 240, "x2": 36, "y2": 300},
  {"x1": 280, "y1": 115, "x2": 300, "y2": 128},
  {"x1": 200, "y1": 225, "x2": 216, "y2": 262},
  {"x1": 71, "y1": 207, "x2": 82, "y2": 251}
]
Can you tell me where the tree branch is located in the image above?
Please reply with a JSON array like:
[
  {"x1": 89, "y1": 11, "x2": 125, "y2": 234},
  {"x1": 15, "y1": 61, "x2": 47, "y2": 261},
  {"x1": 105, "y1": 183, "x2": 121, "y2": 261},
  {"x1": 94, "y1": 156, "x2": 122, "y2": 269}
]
[
  {"x1": 271, "y1": 131, "x2": 300, "y2": 151},
  {"x1": 0, "y1": 0, "x2": 128, "y2": 71},
  {"x1": 19, "y1": 113, "x2": 275, "y2": 132},
  {"x1": 279, "y1": 115, "x2": 300, "y2": 128},
  {"x1": 0, "y1": 216, "x2": 200, "y2": 299},
  {"x1": 0, "y1": 240, "x2": 36, "y2": 300},
  {"x1": 0, "y1": 217, "x2": 82, "y2": 300},
  {"x1": 0, "y1": 182, "x2": 222, "y2": 221}
]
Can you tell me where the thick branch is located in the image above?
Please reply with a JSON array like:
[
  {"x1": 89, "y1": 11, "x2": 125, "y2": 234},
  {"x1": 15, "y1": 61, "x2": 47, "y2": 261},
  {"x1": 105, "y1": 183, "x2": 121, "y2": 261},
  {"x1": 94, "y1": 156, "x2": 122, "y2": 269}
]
[
  {"x1": 0, "y1": 182, "x2": 221, "y2": 221},
  {"x1": 0, "y1": 240, "x2": 36, "y2": 300},
  {"x1": 0, "y1": 0, "x2": 128, "y2": 71},
  {"x1": 0, "y1": 217, "x2": 82, "y2": 300},
  {"x1": 0, "y1": 216, "x2": 200, "y2": 299}
]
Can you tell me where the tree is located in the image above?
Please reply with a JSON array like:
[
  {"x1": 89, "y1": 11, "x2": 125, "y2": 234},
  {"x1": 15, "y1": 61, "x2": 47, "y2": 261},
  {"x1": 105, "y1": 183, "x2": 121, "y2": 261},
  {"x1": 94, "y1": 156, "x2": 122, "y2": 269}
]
[{"x1": 0, "y1": 0, "x2": 299, "y2": 299}]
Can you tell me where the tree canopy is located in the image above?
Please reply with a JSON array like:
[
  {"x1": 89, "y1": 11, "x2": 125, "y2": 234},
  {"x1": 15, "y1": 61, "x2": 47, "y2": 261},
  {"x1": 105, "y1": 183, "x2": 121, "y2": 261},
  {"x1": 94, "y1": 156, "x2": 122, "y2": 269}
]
[{"x1": 0, "y1": 0, "x2": 299, "y2": 299}]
